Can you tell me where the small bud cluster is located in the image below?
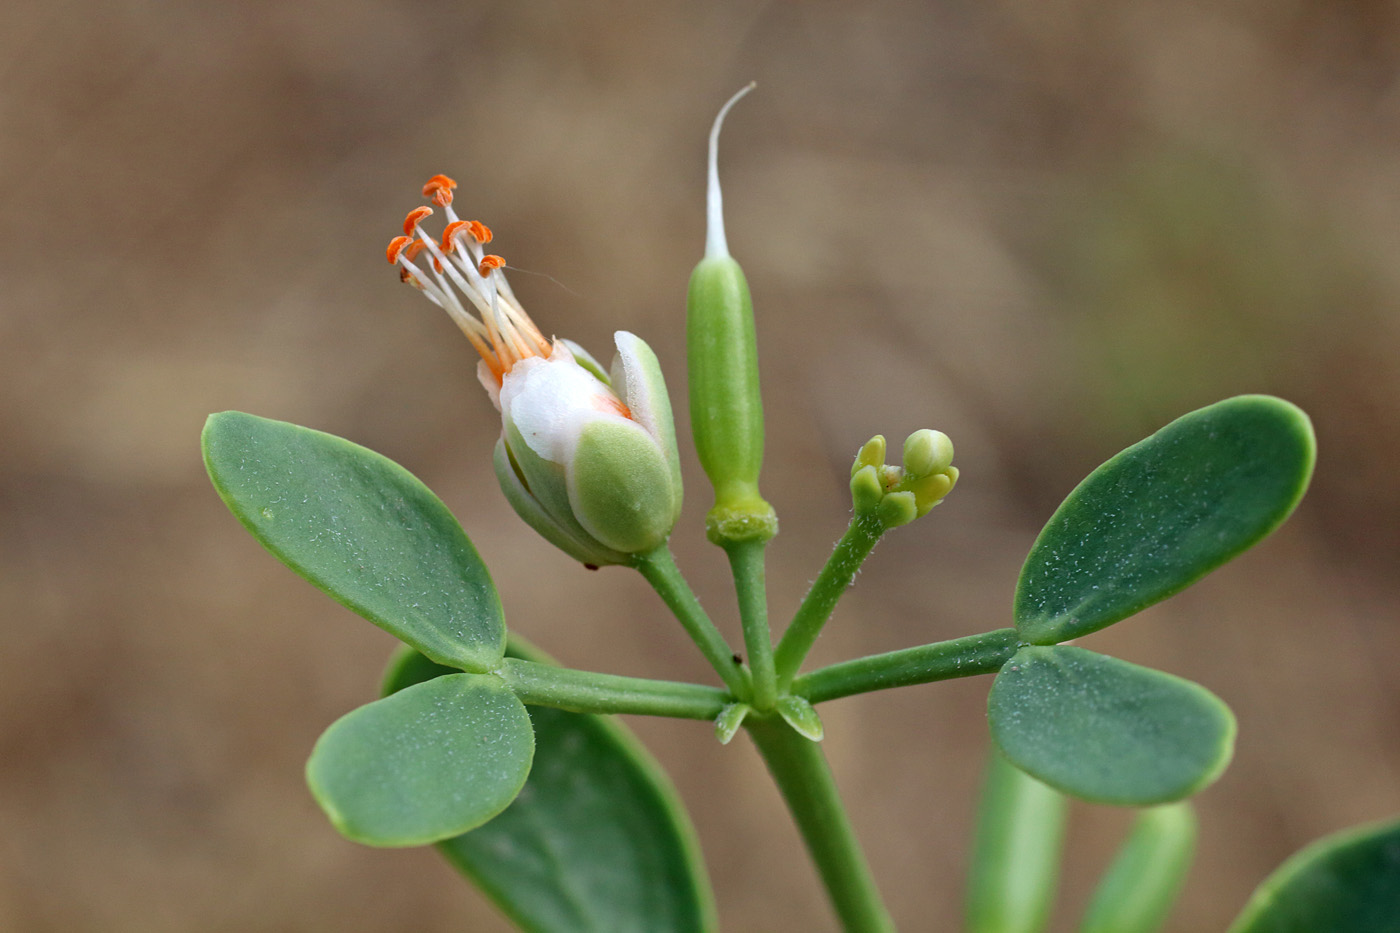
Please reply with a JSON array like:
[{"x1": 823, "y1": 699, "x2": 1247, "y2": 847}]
[{"x1": 850, "y1": 430, "x2": 958, "y2": 529}]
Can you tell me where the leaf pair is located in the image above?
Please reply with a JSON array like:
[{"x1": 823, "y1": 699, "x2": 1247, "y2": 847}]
[
  {"x1": 204, "y1": 412, "x2": 715, "y2": 931},
  {"x1": 989, "y1": 396, "x2": 1314, "y2": 805},
  {"x1": 203, "y1": 411, "x2": 531, "y2": 842}
]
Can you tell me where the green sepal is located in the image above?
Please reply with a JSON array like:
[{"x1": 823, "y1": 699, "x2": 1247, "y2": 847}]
[
  {"x1": 850, "y1": 465, "x2": 885, "y2": 514},
  {"x1": 714, "y1": 702, "x2": 751, "y2": 745},
  {"x1": 876, "y1": 490, "x2": 918, "y2": 529},
  {"x1": 568, "y1": 417, "x2": 678, "y2": 554},
  {"x1": 202, "y1": 411, "x2": 505, "y2": 671},
  {"x1": 775, "y1": 695, "x2": 824, "y2": 742},
  {"x1": 988, "y1": 646, "x2": 1235, "y2": 805},
  {"x1": 493, "y1": 439, "x2": 626, "y2": 567},
  {"x1": 852, "y1": 435, "x2": 886, "y2": 477},
  {"x1": 1227, "y1": 818, "x2": 1400, "y2": 933},
  {"x1": 611, "y1": 331, "x2": 684, "y2": 528},
  {"x1": 306, "y1": 672, "x2": 534, "y2": 847},
  {"x1": 385, "y1": 641, "x2": 719, "y2": 933},
  {"x1": 1015, "y1": 395, "x2": 1315, "y2": 645},
  {"x1": 504, "y1": 418, "x2": 609, "y2": 554},
  {"x1": 1080, "y1": 802, "x2": 1196, "y2": 933}
]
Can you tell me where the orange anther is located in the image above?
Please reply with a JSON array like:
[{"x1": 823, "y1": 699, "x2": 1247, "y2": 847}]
[
  {"x1": 466, "y1": 220, "x2": 493, "y2": 244},
  {"x1": 386, "y1": 235, "x2": 413, "y2": 264},
  {"x1": 423, "y1": 173, "x2": 457, "y2": 207},
  {"x1": 478, "y1": 254, "x2": 506, "y2": 276},
  {"x1": 422, "y1": 174, "x2": 457, "y2": 196},
  {"x1": 440, "y1": 221, "x2": 471, "y2": 252},
  {"x1": 404, "y1": 240, "x2": 427, "y2": 262},
  {"x1": 402, "y1": 206, "x2": 434, "y2": 235}
]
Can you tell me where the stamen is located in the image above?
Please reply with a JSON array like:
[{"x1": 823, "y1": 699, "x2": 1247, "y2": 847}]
[
  {"x1": 440, "y1": 221, "x2": 472, "y2": 253},
  {"x1": 386, "y1": 235, "x2": 414, "y2": 264},
  {"x1": 466, "y1": 220, "x2": 492, "y2": 244},
  {"x1": 389, "y1": 186, "x2": 549, "y2": 384},
  {"x1": 422, "y1": 174, "x2": 457, "y2": 207},
  {"x1": 403, "y1": 206, "x2": 434, "y2": 236}
]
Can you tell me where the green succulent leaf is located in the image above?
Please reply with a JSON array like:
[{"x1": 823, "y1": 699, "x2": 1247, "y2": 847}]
[
  {"x1": 202, "y1": 411, "x2": 505, "y2": 671},
  {"x1": 385, "y1": 641, "x2": 718, "y2": 933},
  {"x1": 307, "y1": 672, "x2": 534, "y2": 847},
  {"x1": 1015, "y1": 395, "x2": 1314, "y2": 644},
  {"x1": 988, "y1": 646, "x2": 1235, "y2": 805},
  {"x1": 965, "y1": 748, "x2": 1068, "y2": 933},
  {"x1": 1080, "y1": 802, "x2": 1197, "y2": 933},
  {"x1": 1228, "y1": 818, "x2": 1400, "y2": 933}
]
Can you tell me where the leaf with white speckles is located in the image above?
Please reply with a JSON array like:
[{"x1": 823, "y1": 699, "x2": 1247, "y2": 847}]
[
  {"x1": 202, "y1": 411, "x2": 505, "y2": 672},
  {"x1": 307, "y1": 672, "x2": 533, "y2": 846},
  {"x1": 1015, "y1": 395, "x2": 1314, "y2": 645},
  {"x1": 988, "y1": 646, "x2": 1235, "y2": 805},
  {"x1": 1228, "y1": 818, "x2": 1400, "y2": 932}
]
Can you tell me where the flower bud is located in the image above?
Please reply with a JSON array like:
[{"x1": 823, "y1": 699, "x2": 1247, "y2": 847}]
[
  {"x1": 495, "y1": 334, "x2": 682, "y2": 563},
  {"x1": 687, "y1": 85, "x2": 777, "y2": 546},
  {"x1": 849, "y1": 430, "x2": 958, "y2": 529}
]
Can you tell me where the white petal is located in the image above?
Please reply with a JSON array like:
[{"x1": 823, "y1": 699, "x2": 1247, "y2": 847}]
[{"x1": 499, "y1": 353, "x2": 629, "y2": 464}]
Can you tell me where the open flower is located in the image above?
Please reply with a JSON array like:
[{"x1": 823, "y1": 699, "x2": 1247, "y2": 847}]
[{"x1": 387, "y1": 175, "x2": 682, "y2": 565}]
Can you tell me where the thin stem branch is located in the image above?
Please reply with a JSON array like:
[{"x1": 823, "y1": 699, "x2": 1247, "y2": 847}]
[
  {"x1": 793, "y1": 629, "x2": 1022, "y2": 704},
  {"x1": 726, "y1": 539, "x2": 777, "y2": 711},
  {"x1": 632, "y1": 545, "x2": 750, "y2": 698},
  {"x1": 498, "y1": 658, "x2": 730, "y2": 719},
  {"x1": 773, "y1": 516, "x2": 884, "y2": 688},
  {"x1": 747, "y1": 717, "x2": 894, "y2": 933}
]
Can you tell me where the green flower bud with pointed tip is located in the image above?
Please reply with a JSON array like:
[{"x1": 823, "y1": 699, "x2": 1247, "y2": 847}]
[{"x1": 688, "y1": 84, "x2": 777, "y2": 546}]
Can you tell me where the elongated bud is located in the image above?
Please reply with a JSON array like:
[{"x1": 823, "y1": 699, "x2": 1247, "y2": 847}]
[{"x1": 687, "y1": 84, "x2": 777, "y2": 546}]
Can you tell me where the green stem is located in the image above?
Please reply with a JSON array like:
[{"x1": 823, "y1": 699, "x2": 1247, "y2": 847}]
[
  {"x1": 793, "y1": 629, "x2": 1022, "y2": 704},
  {"x1": 632, "y1": 545, "x2": 750, "y2": 698},
  {"x1": 498, "y1": 658, "x2": 730, "y2": 719},
  {"x1": 773, "y1": 516, "x2": 884, "y2": 688},
  {"x1": 747, "y1": 716, "x2": 894, "y2": 933},
  {"x1": 725, "y1": 539, "x2": 777, "y2": 711}
]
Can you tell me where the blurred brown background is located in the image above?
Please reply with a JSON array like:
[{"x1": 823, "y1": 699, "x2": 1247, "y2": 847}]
[{"x1": 3, "y1": 0, "x2": 1398, "y2": 929}]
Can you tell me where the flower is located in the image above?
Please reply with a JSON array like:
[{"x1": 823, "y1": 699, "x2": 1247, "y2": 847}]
[{"x1": 387, "y1": 175, "x2": 682, "y2": 565}]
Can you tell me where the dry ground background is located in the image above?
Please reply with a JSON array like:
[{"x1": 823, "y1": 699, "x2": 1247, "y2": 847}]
[{"x1": 3, "y1": 0, "x2": 1399, "y2": 930}]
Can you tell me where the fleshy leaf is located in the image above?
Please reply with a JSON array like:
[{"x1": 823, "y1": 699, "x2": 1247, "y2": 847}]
[
  {"x1": 1015, "y1": 396, "x2": 1314, "y2": 644},
  {"x1": 965, "y1": 748, "x2": 1067, "y2": 933},
  {"x1": 386, "y1": 641, "x2": 717, "y2": 933},
  {"x1": 775, "y1": 695, "x2": 824, "y2": 742},
  {"x1": 307, "y1": 672, "x2": 533, "y2": 847},
  {"x1": 1228, "y1": 818, "x2": 1400, "y2": 933},
  {"x1": 203, "y1": 411, "x2": 505, "y2": 671},
  {"x1": 1080, "y1": 803, "x2": 1196, "y2": 933},
  {"x1": 988, "y1": 646, "x2": 1235, "y2": 805}
]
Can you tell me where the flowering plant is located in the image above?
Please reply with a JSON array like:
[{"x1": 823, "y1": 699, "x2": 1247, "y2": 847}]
[{"x1": 202, "y1": 90, "x2": 1396, "y2": 932}]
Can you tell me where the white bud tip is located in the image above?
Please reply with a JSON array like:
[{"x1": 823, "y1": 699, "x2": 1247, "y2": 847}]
[{"x1": 705, "y1": 82, "x2": 756, "y2": 260}]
